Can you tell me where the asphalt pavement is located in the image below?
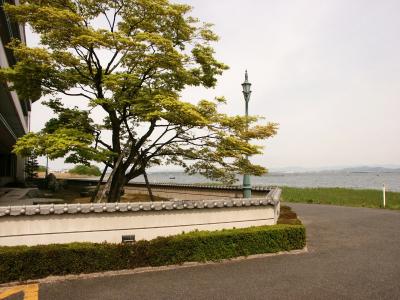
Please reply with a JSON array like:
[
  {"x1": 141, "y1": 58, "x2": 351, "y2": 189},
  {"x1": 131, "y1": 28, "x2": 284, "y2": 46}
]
[{"x1": 40, "y1": 203, "x2": 400, "y2": 299}]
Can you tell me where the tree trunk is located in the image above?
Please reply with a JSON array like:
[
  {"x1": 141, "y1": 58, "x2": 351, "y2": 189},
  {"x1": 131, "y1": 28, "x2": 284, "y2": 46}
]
[
  {"x1": 96, "y1": 153, "x2": 124, "y2": 203},
  {"x1": 107, "y1": 172, "x2": 125, "y2": 202},
  {"x1": 143, "y1": 170, "x2": 154, "y2": 202},
  {"x1": 91, "y1": 164, "x2": 108, "y2": 202}
]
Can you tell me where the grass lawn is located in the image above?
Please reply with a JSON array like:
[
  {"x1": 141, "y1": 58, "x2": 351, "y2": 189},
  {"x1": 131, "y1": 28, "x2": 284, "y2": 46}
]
[{"x1": 281, "y1": 187, "x2": 400, "y2": 210}]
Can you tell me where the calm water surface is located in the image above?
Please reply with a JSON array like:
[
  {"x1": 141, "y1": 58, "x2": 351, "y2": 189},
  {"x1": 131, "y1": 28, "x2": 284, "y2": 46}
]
[{"x1": 133, "y1": 172, "x2": 400, "y2": 192}]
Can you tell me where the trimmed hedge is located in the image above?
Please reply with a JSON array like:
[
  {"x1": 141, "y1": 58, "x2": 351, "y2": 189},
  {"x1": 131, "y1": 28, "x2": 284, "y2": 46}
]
[{"x1": 0, "y1": 224, "x2": 305, "y2": 283}]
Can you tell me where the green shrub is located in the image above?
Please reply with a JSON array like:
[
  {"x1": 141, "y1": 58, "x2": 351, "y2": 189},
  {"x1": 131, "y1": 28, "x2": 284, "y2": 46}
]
[
  {"x1": 68, "y1": 165, "x2": 102, "y2": 176},
  {"x1": 0, "y1": 224, "x2": 305, "y2": 283}
]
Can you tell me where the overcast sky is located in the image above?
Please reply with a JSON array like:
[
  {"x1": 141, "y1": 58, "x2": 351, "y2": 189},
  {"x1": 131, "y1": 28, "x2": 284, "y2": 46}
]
[{"x1": 29, "y1": 0, "x2": 400, "y2": 171}]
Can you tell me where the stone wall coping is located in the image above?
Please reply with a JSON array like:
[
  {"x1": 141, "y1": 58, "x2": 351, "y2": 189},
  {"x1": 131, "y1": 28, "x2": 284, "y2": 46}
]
[{"x1": 0, "y1": 188, "x2": 281, "y2": 218}]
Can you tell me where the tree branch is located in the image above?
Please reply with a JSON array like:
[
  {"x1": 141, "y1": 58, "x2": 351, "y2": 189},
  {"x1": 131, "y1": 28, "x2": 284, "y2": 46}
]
[
  {"x1": 123, "y1": 119, "x2": 157, "y2": 172},
  {"x1": 102, "y1": 11, "x2": 113, "y2": 31},
  {"x1": 105, "y1": 50, "x2": 120, "y2": 74},
  {"x1": 47, "y1": 87, "x2": 93, "y2": 100},
  {"x1": 97, "y1": 139, "x2": 113, "y2": 151}
]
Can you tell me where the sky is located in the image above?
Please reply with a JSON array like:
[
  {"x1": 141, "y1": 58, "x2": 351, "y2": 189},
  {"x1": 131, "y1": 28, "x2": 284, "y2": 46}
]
[{"x1": 28, "y1": 0, "x2": 400, "y2": 171}]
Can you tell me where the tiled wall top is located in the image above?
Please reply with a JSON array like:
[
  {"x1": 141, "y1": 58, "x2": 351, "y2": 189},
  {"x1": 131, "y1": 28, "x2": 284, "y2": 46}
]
[{"x1": 0, "y1": 188, "x2": 281, "y2": 218}]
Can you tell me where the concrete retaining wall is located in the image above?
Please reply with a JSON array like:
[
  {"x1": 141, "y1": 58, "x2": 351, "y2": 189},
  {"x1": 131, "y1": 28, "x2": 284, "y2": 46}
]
[
  {"x1": 0, "y1": 188, "x2": 281, "y2": 246},
  {"x1": 63, "y1": 179, "x2": 271, "y2": 200},
  {"x1": 124, "y1": 186, "x2": 250, "y2": 200}
]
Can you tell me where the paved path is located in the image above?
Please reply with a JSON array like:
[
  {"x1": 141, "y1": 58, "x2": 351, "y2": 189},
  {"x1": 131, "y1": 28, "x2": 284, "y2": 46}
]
[
  {"x1": 0, "y1": 188, "x2": 37, "y2": 206},
  {"x1": 39, "y1": 204, "x2": 400, "y2": 299}
]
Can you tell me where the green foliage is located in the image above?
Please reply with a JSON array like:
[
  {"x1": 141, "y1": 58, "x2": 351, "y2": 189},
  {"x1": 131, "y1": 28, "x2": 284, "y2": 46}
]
[
  {"x1": 0, "y1": 224, "x2": 305, "y2": 283},
  {"x1": 282, "y1": 187, "x2": 400, "y2": 210},
  {"x1": 68, "y1": 164, "x2": 102, "y2": 176},
  {"x1": 1, "y1": 0, "x2": 278, "y2": 200},
  {"x1": 38, "y1": 165, "x2": 47, "y2": 172}
]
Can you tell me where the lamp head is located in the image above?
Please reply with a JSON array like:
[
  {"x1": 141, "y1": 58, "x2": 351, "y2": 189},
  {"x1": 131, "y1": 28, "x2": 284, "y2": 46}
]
[{"x1": 242, "y1": 70, "x2": 252, "y2": 99}]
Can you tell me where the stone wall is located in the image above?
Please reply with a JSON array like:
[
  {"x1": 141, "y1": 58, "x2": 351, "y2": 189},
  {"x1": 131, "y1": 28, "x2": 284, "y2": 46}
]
[{"x1": 0, "y1": 188, "x2": 281, "y2": 246}]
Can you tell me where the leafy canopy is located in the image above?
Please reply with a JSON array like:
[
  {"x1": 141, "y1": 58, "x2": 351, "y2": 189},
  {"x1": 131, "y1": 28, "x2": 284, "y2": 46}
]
[{"x1": 2, "y1": 0, "x2": 278, "y2": 185}]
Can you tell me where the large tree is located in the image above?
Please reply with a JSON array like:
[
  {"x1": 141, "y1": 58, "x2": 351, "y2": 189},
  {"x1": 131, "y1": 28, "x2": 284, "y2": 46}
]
[{"x1": 1, "y1": 0, "x2": 278, "y2": 202}]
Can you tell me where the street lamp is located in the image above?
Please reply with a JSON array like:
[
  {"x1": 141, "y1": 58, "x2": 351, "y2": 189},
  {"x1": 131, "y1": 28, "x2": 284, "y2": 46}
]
[{"x1": 242, "y1": 70, "x2": 252, "y2": 198}]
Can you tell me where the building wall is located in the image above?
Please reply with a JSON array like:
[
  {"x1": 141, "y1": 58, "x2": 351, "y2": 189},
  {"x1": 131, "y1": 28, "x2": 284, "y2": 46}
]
[
  {"x1": 0, "y1": 154, "x2": 16, "y2": 185},
  {"x1": 0, "y1": 1, "x2": 29, "y2": 186},
  {"x1": 0, "y1": 177, "x2": 13, "y2": 187}
]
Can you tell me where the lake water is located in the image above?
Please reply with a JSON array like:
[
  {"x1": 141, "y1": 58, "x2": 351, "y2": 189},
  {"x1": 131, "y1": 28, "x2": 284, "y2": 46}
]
[{"x1": 134, "y1": 171, "x2": 400, "y2": 192}]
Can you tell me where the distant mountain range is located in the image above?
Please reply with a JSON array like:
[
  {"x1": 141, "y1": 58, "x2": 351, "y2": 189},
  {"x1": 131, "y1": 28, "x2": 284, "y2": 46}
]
[
  {"x1": 334, "y1": 166, "x2": 400, "y2": 173},
  {"x1": 146, "y1": 165, "x2": 400, "y2": 175},
  {"x1": 269, "y1": 165, "x2": 400, "y2": 174}
]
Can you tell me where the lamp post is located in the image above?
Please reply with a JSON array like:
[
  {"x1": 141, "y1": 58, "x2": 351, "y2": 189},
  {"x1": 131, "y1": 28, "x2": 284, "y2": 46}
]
[
  {"x1": 45, "y1": 155, "x2": 49, "y2": 178},
  {"x1": 242, "y1": 70, "x2": 252, "y2": 198}
]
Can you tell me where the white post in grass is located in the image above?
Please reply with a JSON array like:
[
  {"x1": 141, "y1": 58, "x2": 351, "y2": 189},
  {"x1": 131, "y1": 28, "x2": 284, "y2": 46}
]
[{"x1": 382, "y1": 184, "x2": 386, "y2": 208}]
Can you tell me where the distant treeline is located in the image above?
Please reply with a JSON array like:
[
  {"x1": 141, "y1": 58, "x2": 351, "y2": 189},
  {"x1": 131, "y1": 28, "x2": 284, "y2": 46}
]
[{"x1": 68, "y1": 165, "x2": 101, "y2": 176}]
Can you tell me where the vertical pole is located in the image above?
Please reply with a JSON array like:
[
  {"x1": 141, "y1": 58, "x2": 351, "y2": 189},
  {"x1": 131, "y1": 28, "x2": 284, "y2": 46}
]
[
  {"x1": 383, "y1": 184, "x2": 386, "y2": 208},
  {"x1": 245, "y1": 97, "x2": 249, "y2": 116},
  {"x1": 45, "y1": 156, "x2": 49, "y2": 178},
  {"x1": 242, "y1": 70, "x2": 252, "y2": 198},
  {"x1": 243, "y1": 99, "x2": 252, "y2": 198}
]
